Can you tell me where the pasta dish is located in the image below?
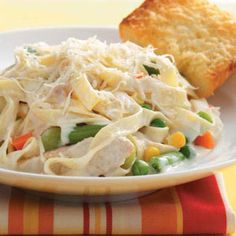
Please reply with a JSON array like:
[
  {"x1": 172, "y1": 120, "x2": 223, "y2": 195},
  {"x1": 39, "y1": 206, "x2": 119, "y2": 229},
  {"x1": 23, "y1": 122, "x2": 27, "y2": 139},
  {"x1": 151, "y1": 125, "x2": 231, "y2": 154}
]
[{"x1": 0, "y1": 38, "x2": 223, "y2": 176}]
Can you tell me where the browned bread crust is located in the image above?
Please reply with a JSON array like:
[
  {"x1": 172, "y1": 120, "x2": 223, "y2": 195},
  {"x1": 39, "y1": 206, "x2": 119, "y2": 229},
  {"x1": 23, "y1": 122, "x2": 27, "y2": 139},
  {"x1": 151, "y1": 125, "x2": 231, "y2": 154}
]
[{"x1": 119, "y1": 0, "x2": 236, "y2": 97}]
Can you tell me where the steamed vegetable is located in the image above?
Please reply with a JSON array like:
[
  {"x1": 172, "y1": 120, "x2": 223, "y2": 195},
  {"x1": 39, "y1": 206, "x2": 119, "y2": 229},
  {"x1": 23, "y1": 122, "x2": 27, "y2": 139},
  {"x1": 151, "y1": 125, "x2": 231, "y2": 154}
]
[
  {"x1": 121, "y1": 149, "x2": 136, "y2": 169},
  {"x1": 141, "y1": 103, "x2": 152, "y2": 110},
  {"x1": 197, "y1": 111, "x2": 213, "y2": 123},
  {"x1": 41, "y1": 127, "x2": 61, "y2": 151},
  {"x1": 143, "y1": 65, "x2": 160, "y2": 76},
  {"x1": 143, "y1": 146, "x2": 160, "y2": 162},
  {"x1": 150, "y1": 157, "x2": 169, "y2": 172},
  {"x1": 167, "y1": 131, "x2": 186, "y2": 148},
  {"x1": 12, "y1": 132, "x2": 33, "y2": 150},
  {"x1": 150, "y1": 151, "x2": 185, "y2": 172},
  {"x1": 132, "y1": 160, "x2": 150, "y2": 175},
  {"x1": 150, "y1": 118, "x2": 166, "y2": 128},
  {"x1": 68, "y1": 124, "x2": 105, "y2": 144},
  {"x1": 180, "y1": 145, "x2": 196, "y2": 158},
  {"x1": 194, "y1": 131, "x2": 215, "y2": 149},
  {"x1": 165, "y1": 151, "x2": 185, "y2": 164}
]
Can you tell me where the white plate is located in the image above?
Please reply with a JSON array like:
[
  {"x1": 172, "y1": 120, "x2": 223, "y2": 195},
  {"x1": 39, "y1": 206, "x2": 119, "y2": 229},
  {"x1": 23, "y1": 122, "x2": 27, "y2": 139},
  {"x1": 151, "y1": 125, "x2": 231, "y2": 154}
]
[{"x1": 0, "y1": 27, "x2": 236, "y2": 199}]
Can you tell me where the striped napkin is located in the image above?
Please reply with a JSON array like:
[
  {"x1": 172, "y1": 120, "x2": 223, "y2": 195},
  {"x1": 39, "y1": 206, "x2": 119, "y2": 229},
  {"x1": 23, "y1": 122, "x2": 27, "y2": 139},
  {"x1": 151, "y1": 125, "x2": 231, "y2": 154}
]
[{"x1": 0, "y1": 174, "x2": 234, "y2": 235}]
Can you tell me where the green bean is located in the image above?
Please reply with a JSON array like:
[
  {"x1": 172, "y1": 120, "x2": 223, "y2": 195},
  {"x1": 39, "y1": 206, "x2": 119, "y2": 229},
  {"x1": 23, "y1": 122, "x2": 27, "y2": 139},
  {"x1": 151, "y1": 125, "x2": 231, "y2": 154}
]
[
  {"x1": 197, "y1": 111, "x2": 213, "y2": 123},
  {"x1": 150, "y1": 151, "x2": 185, "y2": 172},
  {"x1": 68, "y1": 124, "x2": 105, "y2": 144},
  {"x1": 141, "y1": 104, "x2": 152, "y2": 110},
  {"x1": 165, "y1": 151, "x2": 185, "y2": 164},
  {"x1": 143, "y1": 65, "x2": 160, "y2": 76},
  {"x1": 41, "y1": 127, "x2": 61, "y2": 151},
  {"x1": 150, "y1": 157, "x2": 169, "y2": 172},
  {"x1": 150, "y1": 118, "x2": 167, "y2": 128}
]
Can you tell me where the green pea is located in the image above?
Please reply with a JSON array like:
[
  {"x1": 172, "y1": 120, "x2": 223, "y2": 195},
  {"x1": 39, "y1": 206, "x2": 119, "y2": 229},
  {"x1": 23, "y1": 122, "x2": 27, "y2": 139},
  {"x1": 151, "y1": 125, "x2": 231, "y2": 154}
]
[
  {"x1": 68, "y1": 124, "x2": 105, "y2": 144},
  {"x1": 180, "y1": 145, "x2": 196, "y2": 159},
  {"x1": 143, "y1": 64, "x2": 160, "y2": 76},
  {"x1": 150, "y1": 118, "x2": 167, "y2": 128},
  {"x1": 41, "y1": 127, "x2": 61, "y2": 151},
  {"x1": 141, "y1": 104, "x2": 152, "y2": 110},
  {"x1": 197, "y1": 111, "x2": 213, "y2": 123},
  {"x1": 132, "y1": 160, "x2": 150, "y2": 176}
]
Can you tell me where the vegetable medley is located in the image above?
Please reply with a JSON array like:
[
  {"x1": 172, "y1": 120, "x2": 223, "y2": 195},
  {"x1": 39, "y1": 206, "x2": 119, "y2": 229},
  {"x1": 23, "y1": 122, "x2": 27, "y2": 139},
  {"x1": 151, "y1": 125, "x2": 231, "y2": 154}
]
[{"x1": 0, "y1": 38, "x2": 223, "y2": 176}]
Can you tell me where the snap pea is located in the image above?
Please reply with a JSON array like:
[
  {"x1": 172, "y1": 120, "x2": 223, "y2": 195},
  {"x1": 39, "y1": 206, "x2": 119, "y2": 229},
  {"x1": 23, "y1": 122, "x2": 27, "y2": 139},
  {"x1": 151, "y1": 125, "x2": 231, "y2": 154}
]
[
  {"x1": 141, "y1": 103, "x2": 152, "y2": 110},
  {"x1": 150, "y1": 118, "x2": 167, "y2": 128},
  {"x1": 68, "y1": 124, "x2": 105, "y2": 144},
  {"x1": 197, "y1": 111, "x2": 213, "y2": 123},
  {"x1": 41, "y1": 127, "x2": 61, "y2": 151},
  {"x1": 180, "y1": 145, "x2": 196, "y2": 159},
  {"x1": 143, "y1": 65, "x2": 160, "y2": 76},
  {"x1": 132, "y1": 160, "x2": 150, "y2": 176}
]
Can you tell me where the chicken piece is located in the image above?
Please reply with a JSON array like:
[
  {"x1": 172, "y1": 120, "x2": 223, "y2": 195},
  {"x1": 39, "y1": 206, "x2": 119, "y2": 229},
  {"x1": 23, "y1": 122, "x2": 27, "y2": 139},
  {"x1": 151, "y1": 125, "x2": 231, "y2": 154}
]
[
  {"x1": 44, "y1": 136, "x2": 134, "y2": 176},
  {"x1": 86, "y1": 137, "x2": 134, "y2": 176},
  {"x1": 44, "y1": 137, "x2": 92, "y2": 159}
]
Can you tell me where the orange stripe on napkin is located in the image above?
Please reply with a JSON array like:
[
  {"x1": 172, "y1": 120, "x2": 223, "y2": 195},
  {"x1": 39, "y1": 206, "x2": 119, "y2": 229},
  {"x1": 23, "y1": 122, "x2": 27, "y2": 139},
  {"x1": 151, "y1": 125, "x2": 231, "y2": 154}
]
[
  {"x1": 24, "y1": 195, "x2": 39, "y2": 234},
  {"x1": 139, "y1": 188, "x2": 178, "y2": 234},
  {"x1": 171, "y1": 188, "x2": 183, "y2": 234},
  {"x1": 94, "y1": 204, "x2": 102, "y2": 234},
  {"x1": 8, "y1": 188, "x2": 24, "y2": 234},
  {"x1": 38, "y1": 198, "x2": 54, "y2": 234}
]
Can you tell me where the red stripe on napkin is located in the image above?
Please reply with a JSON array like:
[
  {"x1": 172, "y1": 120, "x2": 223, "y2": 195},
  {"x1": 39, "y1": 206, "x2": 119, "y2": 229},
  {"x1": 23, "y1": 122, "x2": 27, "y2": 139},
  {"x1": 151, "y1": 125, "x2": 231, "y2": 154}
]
[
  {"x1": 8, "y1": 188, "x2": 24, "y2": 234},
  {"x1": 105, "y1": 202, "x2": 112, "y2": 234},
  {"x1": 83, "y1": 203, "x2": 90, "y2": 234},
  {"x1": 38, "y1": 198, "x2": 54, "y2": 234},
  {"x1": 176, "y1": 175, "x2": 227, "y2": 234}
]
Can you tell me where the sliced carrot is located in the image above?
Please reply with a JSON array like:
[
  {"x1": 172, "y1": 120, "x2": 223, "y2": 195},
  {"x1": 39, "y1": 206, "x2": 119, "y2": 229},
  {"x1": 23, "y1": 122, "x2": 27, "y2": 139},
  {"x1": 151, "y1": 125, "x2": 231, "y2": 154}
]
[
  {"x1": 194, "y1": 131, "x2": 215, "y2": 149},
  {"x1": 12, "y1": 132, "x2": 33, "y2": 150},
  {"x1": 135, "y1": 73, "x2": 144, "y2": 79}
]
